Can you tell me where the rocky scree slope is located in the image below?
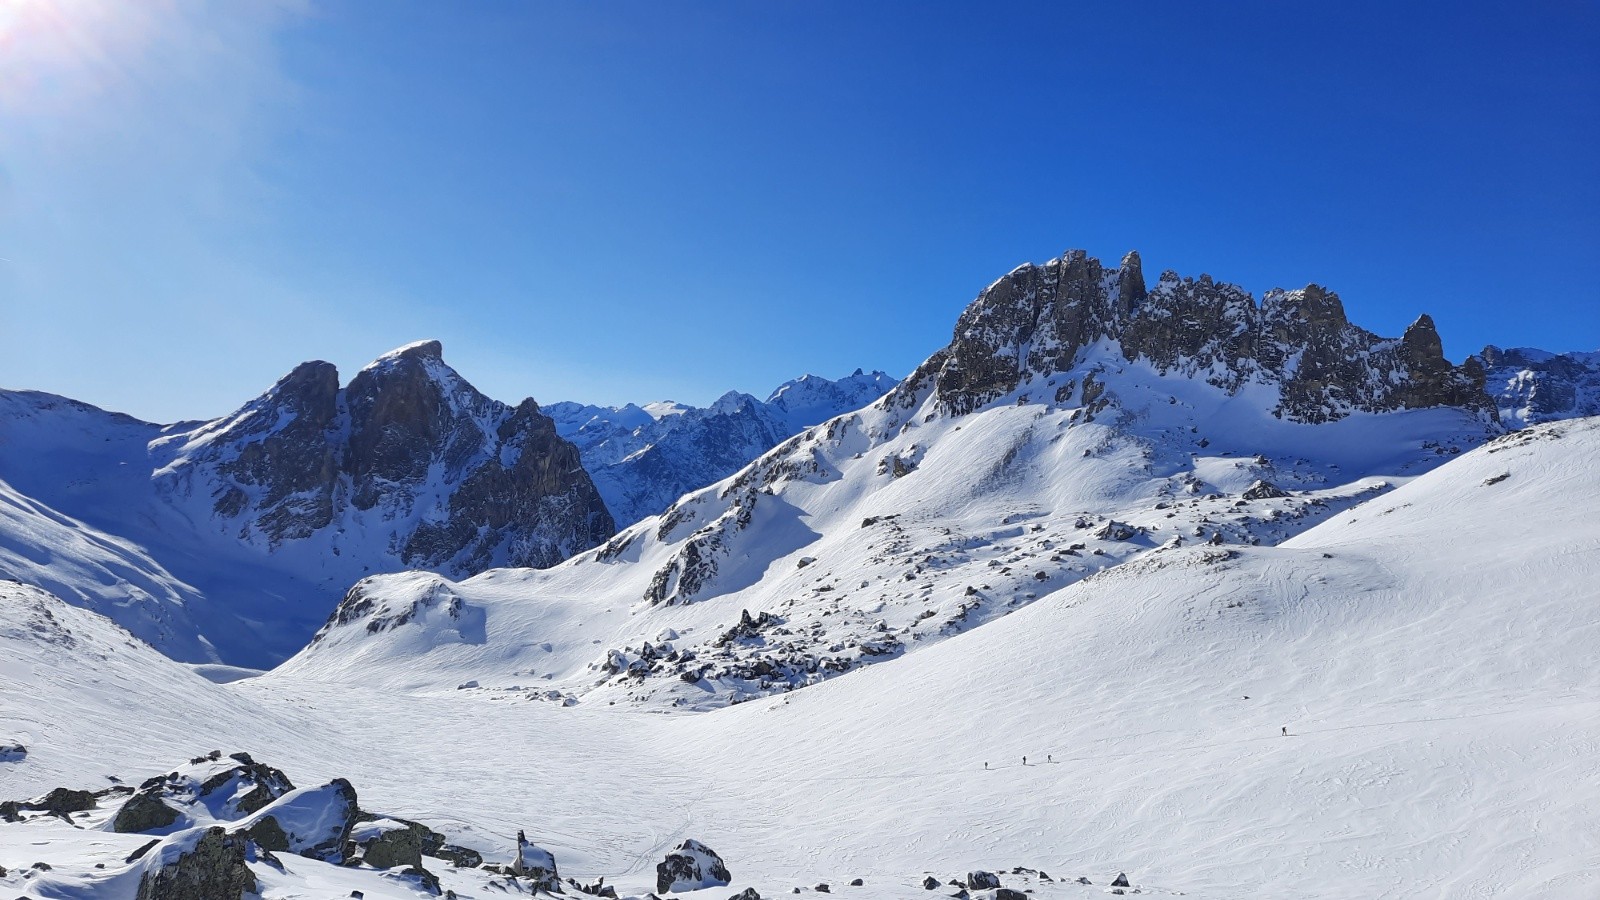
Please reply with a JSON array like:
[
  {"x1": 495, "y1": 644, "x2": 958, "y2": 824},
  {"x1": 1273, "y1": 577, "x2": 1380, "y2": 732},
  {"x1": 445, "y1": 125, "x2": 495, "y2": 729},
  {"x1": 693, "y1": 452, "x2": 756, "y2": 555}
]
[
  {"x1": 546, "y1": 369, "x2": 897, "y2": 527},
  {"x1": 285, "y1": 250, "x2": 1503, "y2": 710}
]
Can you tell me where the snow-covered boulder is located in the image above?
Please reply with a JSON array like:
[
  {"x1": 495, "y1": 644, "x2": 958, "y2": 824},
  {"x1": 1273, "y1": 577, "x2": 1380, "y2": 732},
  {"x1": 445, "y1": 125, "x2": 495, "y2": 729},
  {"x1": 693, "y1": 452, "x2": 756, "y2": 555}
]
[
  {"x1": 966, "y1": 870, "x2": 1001, "y2": 889},
  {"x1": 350, "y1": 817, "x2": 423, "y2": 869},
  {"x1": 134, "y1": 826, "x2": 257, "y2": 900},
  {"x1": 656, "y1": 838, "x2": 731, "y2": 892},
  {"x1": 233, "y1": 779, "x2": 359, "y2": 862},
  {"x1": 509, "y1": 828, "x2": 559, "y2": 890},
  {"x1": 112, "y1": 752, "x2": 295, "y2": 833}
]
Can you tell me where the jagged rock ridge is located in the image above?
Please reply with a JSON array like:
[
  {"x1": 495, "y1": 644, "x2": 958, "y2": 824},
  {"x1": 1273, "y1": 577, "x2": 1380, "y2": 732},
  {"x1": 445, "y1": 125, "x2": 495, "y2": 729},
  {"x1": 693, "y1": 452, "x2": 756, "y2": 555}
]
[
  {"x1": 154, "y1": 340, "x2": 615, "y2": 575},
  {"x1": 1474, "y1": 345, "x2": 1600, "y2": 429},
  {"x1": 886, "y1": 249, "x2": 1495, "y2": 423}
]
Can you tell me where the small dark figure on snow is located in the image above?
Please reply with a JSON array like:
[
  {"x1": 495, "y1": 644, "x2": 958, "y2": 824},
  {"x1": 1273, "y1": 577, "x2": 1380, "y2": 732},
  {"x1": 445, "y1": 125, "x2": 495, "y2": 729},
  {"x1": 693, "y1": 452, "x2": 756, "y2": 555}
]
[
  {"x1": 1047, "y1": 754, "x2": 1052, "y2": 763},
  {"x1": 1022, "y1": 756, "x2": 1027, "y2": 765},
  {"x1": 1281, "y1": 726, "x2": 1287, "y2": 737}
]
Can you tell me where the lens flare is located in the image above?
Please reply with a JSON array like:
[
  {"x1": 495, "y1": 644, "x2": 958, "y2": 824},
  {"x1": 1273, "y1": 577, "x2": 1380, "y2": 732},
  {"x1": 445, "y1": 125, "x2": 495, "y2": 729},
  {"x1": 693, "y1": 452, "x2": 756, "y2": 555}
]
[{"x1": 0, "y1": 0, "x2": 159, "y2": 112}]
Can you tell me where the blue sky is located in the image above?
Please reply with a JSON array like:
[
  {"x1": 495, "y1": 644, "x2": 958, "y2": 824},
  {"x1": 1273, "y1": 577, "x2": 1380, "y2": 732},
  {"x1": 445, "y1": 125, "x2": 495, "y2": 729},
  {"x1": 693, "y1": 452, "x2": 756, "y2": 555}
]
[{"x1": 2, "y1": 1, "x2": 1596, "y2": 422}]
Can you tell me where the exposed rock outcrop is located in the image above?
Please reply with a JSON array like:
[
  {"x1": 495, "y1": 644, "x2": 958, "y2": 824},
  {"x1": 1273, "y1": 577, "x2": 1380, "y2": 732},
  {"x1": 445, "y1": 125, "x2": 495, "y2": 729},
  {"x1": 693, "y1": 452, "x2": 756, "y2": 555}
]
[
  {"x1": 966, "y1": 870, "x2": 1001, "y2": 890},
  {"x1": 135, "y1": 827, "x2": 257, "y2": 900},
  {"x1": 510, "y1": 829, "x2": 560, "y2": 891},
  {"x1": 881, "y1": 249, "x2": 1495, "y2": 424},
  {"x1": 154, "y1": 340, "x2": 615, "y2": 577},
  {"x1": 113, "y1": 754, "x2": 295, "y2": 833},
  {"x1": 657, "y1": 838, "x2": 731, "y2": 893},
  {"x1": 1475, "y1": 345, "x2": 1600, "y2": 428}
]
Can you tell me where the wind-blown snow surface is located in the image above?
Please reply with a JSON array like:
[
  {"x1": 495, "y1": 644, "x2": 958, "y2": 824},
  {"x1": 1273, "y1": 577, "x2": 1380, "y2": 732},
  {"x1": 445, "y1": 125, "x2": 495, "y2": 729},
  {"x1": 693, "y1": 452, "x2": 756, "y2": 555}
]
[
  {"x1": 3, "y1": 418, "x2": 1597, "y2": 898},
  {"x1": 546, "y1": 369, "x2": 896, "y2": 527}
]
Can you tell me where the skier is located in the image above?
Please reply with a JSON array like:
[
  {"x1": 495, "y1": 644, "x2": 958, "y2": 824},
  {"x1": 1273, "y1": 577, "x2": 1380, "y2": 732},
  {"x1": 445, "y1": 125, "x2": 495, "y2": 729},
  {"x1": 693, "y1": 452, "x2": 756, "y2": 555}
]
[
  {"x1": 1022, "y1": 755, "x2": 1027, "y2": 765},
  {"x1": 1281, "y1": 726, "x2": 1287, "y2": 737},
  {"x1": 984, "y1": 762, "x2": 988, "y2": 770},
  {"x1": 1047, "y1": 754, "x2": 1052, "y2": 763}
]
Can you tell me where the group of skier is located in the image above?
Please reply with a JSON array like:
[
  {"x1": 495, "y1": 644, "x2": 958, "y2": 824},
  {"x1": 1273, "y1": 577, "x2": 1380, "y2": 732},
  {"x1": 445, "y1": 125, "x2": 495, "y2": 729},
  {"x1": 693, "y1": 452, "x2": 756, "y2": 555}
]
[{"x1": 984, "y1": 727, "x2": 1292, "y2": 770}]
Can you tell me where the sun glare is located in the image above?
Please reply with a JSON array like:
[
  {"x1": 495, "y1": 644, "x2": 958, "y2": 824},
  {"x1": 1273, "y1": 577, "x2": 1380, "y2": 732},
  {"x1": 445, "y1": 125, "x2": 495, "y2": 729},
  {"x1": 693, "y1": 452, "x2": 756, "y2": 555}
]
[{"x1": 0, "y1": 0, "x2": 155, "y2": 111}]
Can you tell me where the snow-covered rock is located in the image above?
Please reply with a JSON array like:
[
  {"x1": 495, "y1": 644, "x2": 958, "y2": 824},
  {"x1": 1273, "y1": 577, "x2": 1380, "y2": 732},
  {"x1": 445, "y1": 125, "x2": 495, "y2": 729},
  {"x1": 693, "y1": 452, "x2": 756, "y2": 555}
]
[
  {"x1": 1475, "y1": 345, "x2": 1600, "y2": 428},
  {"x1": 656, "y1": 838, "x2": 731, "y2": 892},
  {"x1": 133, "y1": 825, "x2": 258, "y2": 900},
  {"x1": 153, "y1": 339, "x2": 614, "y2": 574}
]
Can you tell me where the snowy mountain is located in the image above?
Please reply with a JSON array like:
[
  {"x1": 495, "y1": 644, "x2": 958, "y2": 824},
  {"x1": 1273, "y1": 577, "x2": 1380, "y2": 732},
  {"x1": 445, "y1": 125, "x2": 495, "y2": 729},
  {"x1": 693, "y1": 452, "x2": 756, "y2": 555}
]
[
  {"x1": 4, "y1": 249, "x2": 1599, "y2": 898},
  {"x1": 4, "y1": 411, "x2": 1597, "y2": 898},
  {"x1": 285, "y1": 250, "x2": 1503, "y2": 710},
  {"x1": 545, "y1": 369, "x2": 896, "y2": 526},
  {"x1": 1474, "y1": 344, "x2": 1600, "y2": 428},
  {"x1": 0, "y1": 341, "x2": 611, "y2": 667}
]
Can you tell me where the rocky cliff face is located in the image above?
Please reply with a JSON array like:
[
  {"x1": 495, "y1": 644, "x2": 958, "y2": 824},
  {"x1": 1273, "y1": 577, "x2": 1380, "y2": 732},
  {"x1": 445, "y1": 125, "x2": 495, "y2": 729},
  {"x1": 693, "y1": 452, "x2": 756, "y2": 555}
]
[
  {"x1": 1474, "y1": 345, "x2": 1600, "y2": 429},
  {"x1": 887, "y1": 249, "x2": 1495, "y2": 424},
  {"x1": 155, "y1": 340, "x2": 614, "y2": 575}
]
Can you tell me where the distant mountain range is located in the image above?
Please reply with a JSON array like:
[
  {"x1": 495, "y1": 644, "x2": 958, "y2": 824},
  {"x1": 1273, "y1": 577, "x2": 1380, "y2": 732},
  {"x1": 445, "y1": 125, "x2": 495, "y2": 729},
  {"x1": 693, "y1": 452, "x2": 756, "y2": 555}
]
[
  {"x1": 546, "y1": 369, "x2": 897, "y2": 527},
  {"x1": 0, "y1": 344, "x2": 894, "y2": 666},
  {"x1": 0, "y1": 249, "x2": 1595, "y2": 672}
]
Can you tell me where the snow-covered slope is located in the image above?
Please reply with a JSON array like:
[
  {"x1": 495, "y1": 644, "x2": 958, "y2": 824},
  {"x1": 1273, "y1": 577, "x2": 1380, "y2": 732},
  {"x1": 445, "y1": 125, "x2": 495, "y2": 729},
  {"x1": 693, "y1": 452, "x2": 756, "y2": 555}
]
[
  {"x1": 0, "y1": 342, "x2": 611, "y2": 667},
  {"x1": 546, "y1": 369, "x2": 897, "y2": 526},
  {"x1": 5, "y1": 417, "x2": 1597, "y2": 898},
  {"x1": 0, "y1": 477, "x2": 222, "y2": 663},
  {"x1": 287, "y1": 251, "x2": 1499, "y2": 709},
  {"x1": 1475, "y1": 345, "x2": 1600, "y2": 428}
]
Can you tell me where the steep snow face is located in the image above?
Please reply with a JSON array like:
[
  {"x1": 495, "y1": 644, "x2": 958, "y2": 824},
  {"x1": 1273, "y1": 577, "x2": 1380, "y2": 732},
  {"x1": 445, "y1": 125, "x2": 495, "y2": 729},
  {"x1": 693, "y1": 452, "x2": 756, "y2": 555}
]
[
  {"x1": 0, "y1": 477, "x2": 220, "y2": 663},
  {"x1": 286, "y1": 248, "x2": 1506, "y2": 709},
  {"x1": 1475, "y1": 345, "x2": 1600, "y2": 428},
  {"x1": 0, "y1": 342, "x2": 612, "y2": 667},
  {"x1": 763, "y1": 369, "x2": 899, "y2": 433},
  {"x1": 546, "y1": 370, "x2": 898, "y2": 526},
  {"x1": 5, "y1": 420, "x2": 1597, "y2": 899}
]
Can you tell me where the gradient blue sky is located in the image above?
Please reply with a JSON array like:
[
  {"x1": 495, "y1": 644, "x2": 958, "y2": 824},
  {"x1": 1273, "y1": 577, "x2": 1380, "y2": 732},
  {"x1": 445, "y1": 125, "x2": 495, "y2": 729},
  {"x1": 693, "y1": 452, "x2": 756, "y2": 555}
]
[{"x1": 2, "y1": 1, "x2": 1597, "y2": 422}]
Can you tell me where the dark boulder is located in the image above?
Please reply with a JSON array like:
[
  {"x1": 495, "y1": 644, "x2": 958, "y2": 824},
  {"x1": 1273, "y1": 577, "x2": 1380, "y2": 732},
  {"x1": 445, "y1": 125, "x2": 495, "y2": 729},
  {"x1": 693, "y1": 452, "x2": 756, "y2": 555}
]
[
  {"x1": 657, "y1": 838, "x2": 732, "y2": 893},
  {"x1": 351, "y1": 819, "x2": 424, "y2": 869},
  {"x1": 966, "y1": 871, "x2": 1001, "y2": 890},
  {"x1": 113, "y1": 790, "x2": 181, "y2": 833},
  {"x1": 135, "y1": 827, "x2": 257, "y2": 900},
  {"x1": 1241, "y1": 480, "x2": 1289, "y2": 500}
]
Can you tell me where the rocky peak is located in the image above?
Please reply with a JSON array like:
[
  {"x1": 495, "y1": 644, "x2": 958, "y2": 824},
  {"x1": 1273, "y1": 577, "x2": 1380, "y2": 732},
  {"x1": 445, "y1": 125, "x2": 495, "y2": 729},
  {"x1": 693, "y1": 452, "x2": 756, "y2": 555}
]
[
  {"x1": 1474, "y1": 344, "x2": 1600, "y2": 428},
  {"x1": 155, "y1": 342, "x2": 614, "y2": 575},
  {"x1": 344, "y1": 340, "x2": 497, "y2": 497},
  {"x1": 1116, "y1": 250, "x2": 1146, "y2": 313},
  {"x1": 887, "y1": 249, "x2": 1495, "y2": 424}
]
